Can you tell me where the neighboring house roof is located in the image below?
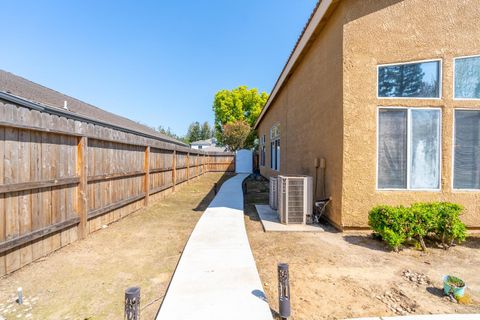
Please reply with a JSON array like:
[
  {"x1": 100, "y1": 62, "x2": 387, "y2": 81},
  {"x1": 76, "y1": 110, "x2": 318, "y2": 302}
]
[
  {"x1": 202, "y1": 146, "x2": 227, "y2": 152},
  {"x1": 191, "y1": 138, "x2": 216, "y2": 146},
  {"x1": 0, "y1": 70, "x2": 187, "y2": 146},
  {"x1": 254, "y1": 0, "x2": 338, "y2": 129}
]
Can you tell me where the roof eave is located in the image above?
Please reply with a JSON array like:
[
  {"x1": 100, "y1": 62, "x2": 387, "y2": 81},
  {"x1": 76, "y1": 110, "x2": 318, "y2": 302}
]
[{"x1": 254, "y1": 0, "x2": 337, "y2": 129}]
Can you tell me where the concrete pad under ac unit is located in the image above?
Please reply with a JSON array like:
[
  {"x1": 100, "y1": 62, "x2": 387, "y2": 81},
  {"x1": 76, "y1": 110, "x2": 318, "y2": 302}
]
[{"x1": 255, "y1": 204, "x2": 325, "y2": 232}]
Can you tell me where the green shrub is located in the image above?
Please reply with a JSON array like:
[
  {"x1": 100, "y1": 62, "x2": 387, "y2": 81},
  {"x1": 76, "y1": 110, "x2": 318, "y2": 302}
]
[
  {"x1": 369, "y1": 202, "x2": 466, "y2": 251},
  {"x1": 368, "y1": 205, "x2": 409, "y2": 251},
  {"x1": 427, "y1": 202, "x2": 465, "y2": 246}
]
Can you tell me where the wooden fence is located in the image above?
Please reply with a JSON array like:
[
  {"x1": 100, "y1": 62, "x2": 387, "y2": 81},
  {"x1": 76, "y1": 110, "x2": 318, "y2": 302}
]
[{"x1": 0, "y1": 96, "x2": 235, "y2": 276}]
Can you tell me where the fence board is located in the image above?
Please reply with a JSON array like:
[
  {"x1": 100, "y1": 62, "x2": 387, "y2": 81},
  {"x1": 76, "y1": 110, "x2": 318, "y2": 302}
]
[
  {"x1": 0, "y1": 127, "x2": 5, "y2": 274},
  {"x1": 0, "y1": 103, "x2": 235, "y2": 276}
]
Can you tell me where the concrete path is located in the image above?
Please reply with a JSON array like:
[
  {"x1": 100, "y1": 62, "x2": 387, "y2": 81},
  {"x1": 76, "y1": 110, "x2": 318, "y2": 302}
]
[
  {"x1": 349, "y1": 314, "x2": 479, "y2": 320},
  {"x1": 156, "y1": 174, "x2": 272, "y2": 320}
]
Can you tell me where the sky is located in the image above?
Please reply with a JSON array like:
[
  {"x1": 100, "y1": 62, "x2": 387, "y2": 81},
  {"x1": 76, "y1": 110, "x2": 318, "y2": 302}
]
[{"x1": 0, "y1": 0, "x2": 316, "y2": 136}]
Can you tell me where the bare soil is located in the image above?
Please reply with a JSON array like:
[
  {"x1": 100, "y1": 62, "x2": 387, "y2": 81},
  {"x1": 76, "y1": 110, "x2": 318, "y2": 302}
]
[
  {"x1": 0, "y1": 172, "x2": 232, "y2": 320},
  {"x1": 244, "y1": 175, "x2": 480, "y2": 320}
]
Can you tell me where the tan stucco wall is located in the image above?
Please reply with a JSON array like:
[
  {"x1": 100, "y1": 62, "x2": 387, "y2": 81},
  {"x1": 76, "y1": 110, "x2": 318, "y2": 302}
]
[
  {"x1": 258, "y1": 5, "x2": 346, "y2": 227},
  {"x1": 342, "y1": 0, "x2": 480, "y2": 228}
]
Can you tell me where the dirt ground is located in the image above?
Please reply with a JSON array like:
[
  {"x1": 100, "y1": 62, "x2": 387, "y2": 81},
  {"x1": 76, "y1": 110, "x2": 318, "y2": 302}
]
[
  {"x1": 244, "y1": 175, "x2": 480, "y2": 320},
  {"x1": 0, "y1": 172, "x2": 231, "y2": 320}
]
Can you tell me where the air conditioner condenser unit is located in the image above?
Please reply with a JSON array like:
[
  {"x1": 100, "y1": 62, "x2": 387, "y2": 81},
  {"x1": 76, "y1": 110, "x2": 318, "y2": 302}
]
[
  {"x1": 269, "y1": 176, "x2": 278, "y2": 210},
  {"x1": 278, "y1": 175, "x2": 313, "y2": 224}
]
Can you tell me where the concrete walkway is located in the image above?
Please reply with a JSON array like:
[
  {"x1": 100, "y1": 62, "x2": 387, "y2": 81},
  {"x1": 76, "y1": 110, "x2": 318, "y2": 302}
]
[
  {"x1": 156, "y1": 174, "x2": 272, "y2": 320},
  {"x1": 350, "y1": 314, "x2": 479, "y2": 320}
]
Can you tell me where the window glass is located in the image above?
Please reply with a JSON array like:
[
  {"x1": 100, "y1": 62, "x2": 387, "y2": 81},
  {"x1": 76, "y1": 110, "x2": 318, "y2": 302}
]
[
  {"x1": 378, "y1": 61, "x2": 440, "y2": 98},
  {"x1": 276, "y1": 140, "x2": 280, "y2": 171},
  {"x1": 410, "y1": 110, "x2": 440, "y2": 189},
  {"x1": 378, "y1": 108, "x2": 440, "y2": 190},
  {"x1": 378, "y1": 109, "x2": 408, "y2": 188},
  {"x1": 454, "y1": 110, "x2": 480, "y2": 189},
  {"x1": 270, "y1": 141, "x2": 275, "y2": 169},
  {"x1": 455, "y1": 56, "x2": 480, "y2": 99}
]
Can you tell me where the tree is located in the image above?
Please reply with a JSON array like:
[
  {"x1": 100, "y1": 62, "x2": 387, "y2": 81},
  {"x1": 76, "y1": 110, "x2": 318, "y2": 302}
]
[
  {"x1": 222, "y1": 120, "x2": 251, "y2": 151},
  {"x1": 213, "y1": 86, "x2": 268, "y2": 148},
  {"x1": 200, "y1": 121, "x2": 214, "y2": 140},
  {"x1": 379, "y1": 64, "x2": 426, "y2": 97},
  {"x1": 185, "y1": 121, "x2": 202, "y2": 143},
  {"x1": 157, "y1": 125, "x2": 186, "y2": 142}
]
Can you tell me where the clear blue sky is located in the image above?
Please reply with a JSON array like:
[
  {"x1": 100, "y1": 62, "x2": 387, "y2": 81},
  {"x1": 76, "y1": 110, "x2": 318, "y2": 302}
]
[{"x1": 0, "y1": 0, "x2": 316, "y2": 136}]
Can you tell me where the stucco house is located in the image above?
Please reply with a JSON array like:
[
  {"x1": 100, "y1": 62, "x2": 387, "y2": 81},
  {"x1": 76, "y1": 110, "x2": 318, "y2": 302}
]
[{"x1": 254, "y1": 0, "x2": 480, "y2": 230}]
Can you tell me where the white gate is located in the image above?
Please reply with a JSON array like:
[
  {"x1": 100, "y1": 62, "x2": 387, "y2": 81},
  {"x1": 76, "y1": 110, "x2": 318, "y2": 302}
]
[{"x1": 235, "y1": 149, "x2": 253, "y2": 173}]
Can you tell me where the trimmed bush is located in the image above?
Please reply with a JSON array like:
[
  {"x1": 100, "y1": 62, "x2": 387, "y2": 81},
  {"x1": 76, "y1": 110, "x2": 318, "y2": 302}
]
[{"x1": 369, "y1": 202, "x2": 466, "y2": 251}]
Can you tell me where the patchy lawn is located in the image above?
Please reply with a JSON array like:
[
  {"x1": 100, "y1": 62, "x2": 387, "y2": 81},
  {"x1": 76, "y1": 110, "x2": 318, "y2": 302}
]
[
  {"x1": 244, "y1": 175, "x2": 480, "y2": 320},
  {"x1": 0, "y1": 172, "x2": 233, "y2": 320}
]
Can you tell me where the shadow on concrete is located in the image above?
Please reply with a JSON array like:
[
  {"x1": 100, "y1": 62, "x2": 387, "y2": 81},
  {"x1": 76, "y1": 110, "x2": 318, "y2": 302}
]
[{"x1": 252, "y1": 289, "x2": 268, "y2": 303}]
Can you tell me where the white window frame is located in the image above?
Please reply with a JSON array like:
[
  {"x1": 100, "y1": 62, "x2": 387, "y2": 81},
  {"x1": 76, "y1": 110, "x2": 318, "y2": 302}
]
[
  {"x1": 376, "y1": 106, "x2": 442, "y2": 191},
  {"x1": 376, "y1": 58, "x2": 443, "y2": 100},
  {"x1": 260, "y1": 135, "x2": 266, "y2": 167},
  {"x1": 270, "y1": 123, "x2": 280, "y2": 171},
  {"x1": 453, "y1": 54, "x2": 480, "y2": 101},
  {"x1": 451, "y1": 108, "x2": 480, "y2": 191}
]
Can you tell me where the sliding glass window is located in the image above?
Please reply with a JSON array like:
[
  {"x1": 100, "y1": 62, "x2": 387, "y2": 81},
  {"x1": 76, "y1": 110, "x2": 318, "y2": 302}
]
[
  {"x1": 453, "y1": 110, "x2": 480, "y2": 189},
  {"x1": 377, "y1": 108, "x2": 441, "y2": 190}
]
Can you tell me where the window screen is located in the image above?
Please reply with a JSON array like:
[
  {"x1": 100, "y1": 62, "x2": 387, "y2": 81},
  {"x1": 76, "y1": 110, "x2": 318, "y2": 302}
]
[
  {"x1": 378, "y1": 61, "x2": 440, "y2": 98},
  {"x1": 454, "y1": 110, "x2": 480, "y2": 189},
  {"x1": 378, "y1": 109, "x2": 408, "y2": 188},
  {"x1": 378, "y1": 108, "x2": 440, "y2": 189},
  {"x1": 410, "y1": 110, "x2": 440, "y2": 189},
  {"x1": 455, "y1": 56, "x2": 480, "y2": 99}
]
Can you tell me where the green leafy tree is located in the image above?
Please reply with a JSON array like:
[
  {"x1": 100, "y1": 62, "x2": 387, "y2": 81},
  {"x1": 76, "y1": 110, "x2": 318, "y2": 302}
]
[
  {"x1": 222, "y1": 120, "x2": 251, "y2": 151},
  {"x1": 213, "y1": 86, "x2": 268, "y2": 148},
  {"x1": 186, "y1": 122, "x2": 202, "y2": 143},
  {"x1": 200, "y1": 121, "x2": 214, "y2": 140}
]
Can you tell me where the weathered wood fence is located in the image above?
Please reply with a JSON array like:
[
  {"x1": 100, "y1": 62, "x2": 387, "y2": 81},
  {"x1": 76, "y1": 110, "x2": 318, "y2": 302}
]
[{"x1": 0, "y1": 95, "x2": 235, "y2": 276}]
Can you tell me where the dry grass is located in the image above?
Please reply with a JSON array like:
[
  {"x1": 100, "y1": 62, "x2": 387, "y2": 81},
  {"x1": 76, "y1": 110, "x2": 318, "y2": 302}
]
[
  {"x1": 0, "y1": 172, "x2": 233, "y2": 320},
  {"x1": 244, "y1": 176, "x2": 480, "y2": 320}
]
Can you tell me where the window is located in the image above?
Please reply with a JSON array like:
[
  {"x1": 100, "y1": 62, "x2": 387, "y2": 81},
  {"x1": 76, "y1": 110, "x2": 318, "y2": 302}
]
[
  {"x1": 260, "y1": 135, "x2": 266, "y2": 166},
  {"x1": 378, "y1": 60, "x2": 441, "y2": 98},
  {"x1": 453, "y1": 110, "x2": 480, "y2": 189},
  {"x1": 454, "y1": 55, "x2": 480, "y2": 99},
  {"x1": 270, "y1": 124, "x2": 280, "y2": 171},
  {"x1": 377, "y1": 108, "x2": 441, "y2": 190}
]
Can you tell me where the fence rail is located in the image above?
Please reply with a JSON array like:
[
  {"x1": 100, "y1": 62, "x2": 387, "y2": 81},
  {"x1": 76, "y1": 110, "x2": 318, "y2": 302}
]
[{"x1": 0, "y1": 99, "x2": 235, "y2": 276}]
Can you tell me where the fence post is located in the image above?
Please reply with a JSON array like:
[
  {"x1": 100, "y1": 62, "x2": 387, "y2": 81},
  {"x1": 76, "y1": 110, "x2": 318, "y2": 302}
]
[
  {"x1": 196, "y1": 153, "x2": 199, "y2": 177},
  {"x1": 278, "y1": 263, "x2": 291, "y2": 320},
  {"x1": 172, "y1": 149, "x2": 176, "y2": 192},
  {"x1": 144, "y1": 146, "x2": 150, "y2": 206},
  {"x1": 124, "y1": 286, "x2": 140, "y2": 320},
  {"x1": 76, "y1": 136, "x2": 88, "y2": 239}
]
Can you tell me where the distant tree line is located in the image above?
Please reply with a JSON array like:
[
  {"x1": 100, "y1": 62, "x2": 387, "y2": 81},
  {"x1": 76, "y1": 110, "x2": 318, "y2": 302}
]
[{"x1": 156, "y1": 121, "x2": 214, "y2": 144}]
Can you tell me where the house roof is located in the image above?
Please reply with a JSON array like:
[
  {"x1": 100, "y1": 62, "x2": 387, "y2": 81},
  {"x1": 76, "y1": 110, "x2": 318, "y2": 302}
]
[
  {"x1": 0, "y1": 70, "x2": 187, "y2": 146},
  {"x1": 191, "y1": 138, "x2": 216, "y2": 146},
  {"x1": 202, "y1": 146, "x2": 227, "y2": 152},
  {"x1": 254, "y1": 0, "x2": 337, "y2": 129}
]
